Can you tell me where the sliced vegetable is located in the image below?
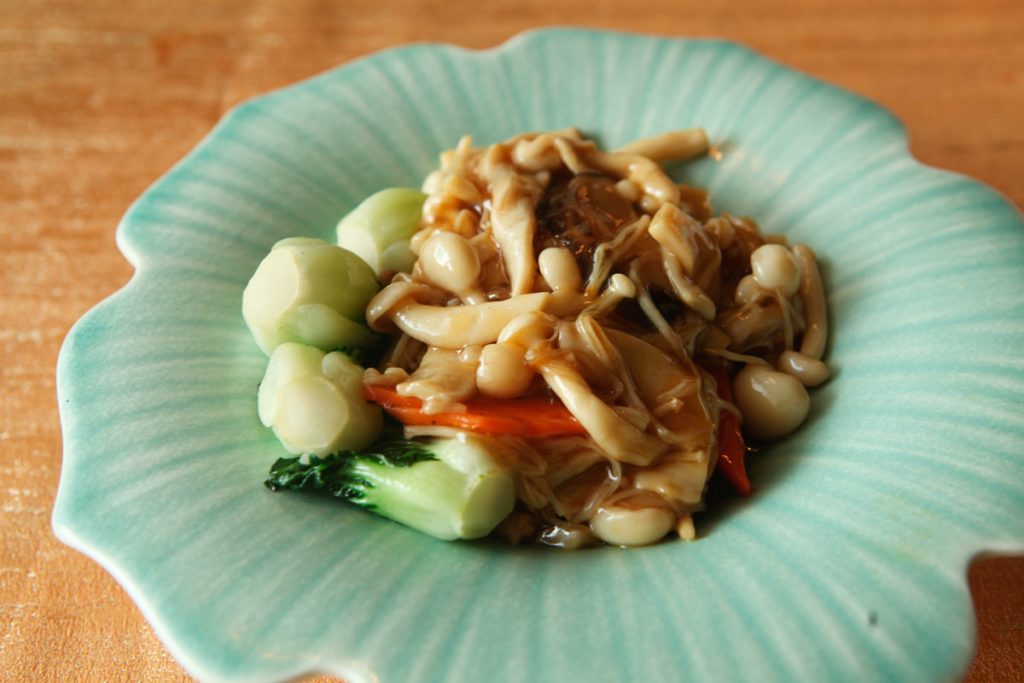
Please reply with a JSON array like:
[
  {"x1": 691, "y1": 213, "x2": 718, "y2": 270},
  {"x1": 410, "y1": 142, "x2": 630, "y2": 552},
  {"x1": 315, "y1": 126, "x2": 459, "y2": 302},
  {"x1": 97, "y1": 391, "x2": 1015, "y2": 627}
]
[
  {"x1": 258, "y1": 343, "x2": 382, "y2": 456},
  {"x1": 243, "y1": 238, "x2": 380, "y2": 355},
  {"x1": 363, "y1": 384, "x2": 586, "y2": 438},
  {"x1": 386, "y1": 293, "x2": 551, "y2": 349},
  {"x1": 712, "y1": 365, "x2": 751, "y2": 496},
  {"x1": 336, "y1": 188, "x2": 427, "y2": 275},
  {"x1": 265, "y1": 427, "x2": 515, "y2": 540}
]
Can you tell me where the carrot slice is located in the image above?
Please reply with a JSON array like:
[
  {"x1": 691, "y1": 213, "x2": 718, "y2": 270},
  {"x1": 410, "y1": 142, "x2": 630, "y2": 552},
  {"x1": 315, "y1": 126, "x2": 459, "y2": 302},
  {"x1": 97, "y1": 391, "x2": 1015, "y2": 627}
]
[
  {"x1": 711, "y1": 365, "x2": 752, "y2": 496},
  {"x1": 362, "y1": 385, "x2": 587, "y2": 438}
]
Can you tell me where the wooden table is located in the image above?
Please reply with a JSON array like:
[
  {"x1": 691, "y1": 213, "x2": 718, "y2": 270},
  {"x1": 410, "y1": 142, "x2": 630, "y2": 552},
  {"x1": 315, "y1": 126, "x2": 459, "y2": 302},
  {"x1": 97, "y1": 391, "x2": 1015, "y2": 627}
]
[{"x1": 3, "y1": 1, "x2": 1022, "y2": 680}]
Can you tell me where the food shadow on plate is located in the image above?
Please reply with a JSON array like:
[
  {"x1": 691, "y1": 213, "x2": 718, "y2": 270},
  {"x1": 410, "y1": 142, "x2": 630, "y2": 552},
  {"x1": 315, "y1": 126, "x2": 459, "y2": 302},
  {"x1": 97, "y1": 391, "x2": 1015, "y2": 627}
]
[
  {"x1": 699, "y1": 255, "x2": 838, "y2": 539},
  {"x1": 698, "y1": 381, "x2": 837, "y2": 538}
]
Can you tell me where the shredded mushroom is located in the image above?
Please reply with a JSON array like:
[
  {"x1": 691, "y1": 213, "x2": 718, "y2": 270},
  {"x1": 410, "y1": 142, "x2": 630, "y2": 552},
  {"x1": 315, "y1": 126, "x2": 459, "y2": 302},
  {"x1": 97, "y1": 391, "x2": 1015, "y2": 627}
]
[{"x1": 364, "y1": 129, "x2": 830, "y2": 547}]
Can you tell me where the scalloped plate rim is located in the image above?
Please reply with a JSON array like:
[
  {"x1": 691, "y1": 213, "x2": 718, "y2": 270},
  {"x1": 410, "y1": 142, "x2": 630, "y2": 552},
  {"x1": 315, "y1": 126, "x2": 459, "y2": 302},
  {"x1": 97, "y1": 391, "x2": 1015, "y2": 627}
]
[{"x1": 53, "y1": 27, "x2": 1024, "y2": 683}]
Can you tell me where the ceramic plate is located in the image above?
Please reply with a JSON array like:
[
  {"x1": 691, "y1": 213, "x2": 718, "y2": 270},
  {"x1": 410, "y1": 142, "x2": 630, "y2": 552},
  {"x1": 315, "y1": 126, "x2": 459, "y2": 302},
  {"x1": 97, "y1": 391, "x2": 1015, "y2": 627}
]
[{"x1": 54, "y1": 28, "x2": 1024, "y2": 683}]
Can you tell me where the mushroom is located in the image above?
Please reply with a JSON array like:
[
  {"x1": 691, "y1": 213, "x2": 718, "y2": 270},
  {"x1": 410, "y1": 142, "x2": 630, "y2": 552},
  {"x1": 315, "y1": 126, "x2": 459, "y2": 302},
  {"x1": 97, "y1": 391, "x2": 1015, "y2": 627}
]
[
  {"x1": 390, "y1": 294, "x2": 552, "y2": 349},
  {"x1": 417, "y1": 231, "x2": 487, "y2": 304},
  {"x1": 732, "y1": 363, "x2": 810, "y2": 440}
]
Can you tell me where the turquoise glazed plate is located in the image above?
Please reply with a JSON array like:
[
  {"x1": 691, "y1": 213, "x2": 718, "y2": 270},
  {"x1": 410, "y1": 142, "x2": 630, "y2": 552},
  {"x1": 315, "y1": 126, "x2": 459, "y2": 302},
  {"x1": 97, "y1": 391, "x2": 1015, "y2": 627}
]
[{"x1": 54, "y1": 28, "x2": 1024, "y2": 683}]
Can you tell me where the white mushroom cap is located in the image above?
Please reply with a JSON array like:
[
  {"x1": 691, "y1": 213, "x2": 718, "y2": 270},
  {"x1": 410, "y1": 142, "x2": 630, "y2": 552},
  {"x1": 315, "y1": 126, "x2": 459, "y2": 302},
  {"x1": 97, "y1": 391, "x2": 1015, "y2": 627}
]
[
  {"x1": 750, "y1": 244, "x2": 802, "y2": 297},
  {"x1": 591, "y1": 503, "x2": 676, "y2": 547},
  {"x1": 732, "y1": 363, "x2": 810, "y2": 440}
]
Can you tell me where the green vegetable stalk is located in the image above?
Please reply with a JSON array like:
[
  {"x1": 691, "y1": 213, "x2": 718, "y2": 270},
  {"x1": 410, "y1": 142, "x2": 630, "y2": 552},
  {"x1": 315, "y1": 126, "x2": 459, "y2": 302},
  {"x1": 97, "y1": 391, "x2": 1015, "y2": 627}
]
[{"x1": 265, "y1": 427, "x2": 515, "y2": 541}]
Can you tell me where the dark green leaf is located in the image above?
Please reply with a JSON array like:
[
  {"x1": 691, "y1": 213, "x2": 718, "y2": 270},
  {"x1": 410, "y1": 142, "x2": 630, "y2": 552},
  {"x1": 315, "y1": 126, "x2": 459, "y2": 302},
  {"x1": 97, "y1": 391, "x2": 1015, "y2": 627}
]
[{"x1": 263, "y1": 418, "x2": 435, "y2": 500}]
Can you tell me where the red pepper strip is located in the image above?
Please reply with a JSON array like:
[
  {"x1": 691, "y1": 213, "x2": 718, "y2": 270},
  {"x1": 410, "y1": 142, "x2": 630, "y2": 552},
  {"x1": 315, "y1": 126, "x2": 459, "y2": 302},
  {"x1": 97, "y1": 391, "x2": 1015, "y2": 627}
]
[
  {"x1": 362, "y1": 384, "x2": 587, "y2": 438},
  {"x1": 712, "y1": 366, "x2": 752, "y2": 496}
]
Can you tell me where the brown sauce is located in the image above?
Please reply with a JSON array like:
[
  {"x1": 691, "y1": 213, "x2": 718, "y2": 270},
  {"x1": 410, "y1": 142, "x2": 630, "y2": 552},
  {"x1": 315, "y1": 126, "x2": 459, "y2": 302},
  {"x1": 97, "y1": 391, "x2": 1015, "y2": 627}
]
[{"x1": 535, "y1": 172, "x2": 639, "y2": 276}]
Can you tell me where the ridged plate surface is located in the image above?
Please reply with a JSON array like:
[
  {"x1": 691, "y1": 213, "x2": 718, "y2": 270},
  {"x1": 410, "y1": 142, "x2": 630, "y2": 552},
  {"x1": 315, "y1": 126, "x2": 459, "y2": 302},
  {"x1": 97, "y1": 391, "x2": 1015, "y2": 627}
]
[{"x1": 54, "y1": 28, "x2": 1024, "y2": 683}]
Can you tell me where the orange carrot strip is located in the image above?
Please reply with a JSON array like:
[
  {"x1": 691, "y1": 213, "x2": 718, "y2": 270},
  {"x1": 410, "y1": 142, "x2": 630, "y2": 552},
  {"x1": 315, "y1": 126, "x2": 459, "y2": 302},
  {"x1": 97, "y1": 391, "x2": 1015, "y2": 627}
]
[
  {"x1": 711, "y1": 365, "x2": 752, "y2": 496},
  {"x1": 362, "y1": 385, "x2": 586, "y2": 438}
]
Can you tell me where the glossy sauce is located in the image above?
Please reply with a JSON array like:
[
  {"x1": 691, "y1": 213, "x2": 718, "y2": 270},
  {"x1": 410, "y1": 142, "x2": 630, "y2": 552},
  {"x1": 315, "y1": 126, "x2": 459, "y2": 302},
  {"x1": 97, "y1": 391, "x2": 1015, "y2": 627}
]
[{"x1": 535, "y1": 172, "x2": 639, "y2": 276}]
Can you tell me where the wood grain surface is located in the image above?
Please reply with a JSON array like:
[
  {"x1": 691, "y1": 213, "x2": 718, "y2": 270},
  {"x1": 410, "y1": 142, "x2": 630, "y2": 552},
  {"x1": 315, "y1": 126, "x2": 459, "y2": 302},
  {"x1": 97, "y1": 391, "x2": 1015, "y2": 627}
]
[{"x1": 2, "y1": 1, "x2": 1022, "y2": 680}]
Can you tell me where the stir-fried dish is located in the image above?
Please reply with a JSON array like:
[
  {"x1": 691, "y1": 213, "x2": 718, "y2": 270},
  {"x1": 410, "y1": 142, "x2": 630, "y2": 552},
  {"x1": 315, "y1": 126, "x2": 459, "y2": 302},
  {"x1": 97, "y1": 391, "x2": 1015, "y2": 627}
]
[{"x1": 242, "y1": 129, "x2": 829, "y2": 548}]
